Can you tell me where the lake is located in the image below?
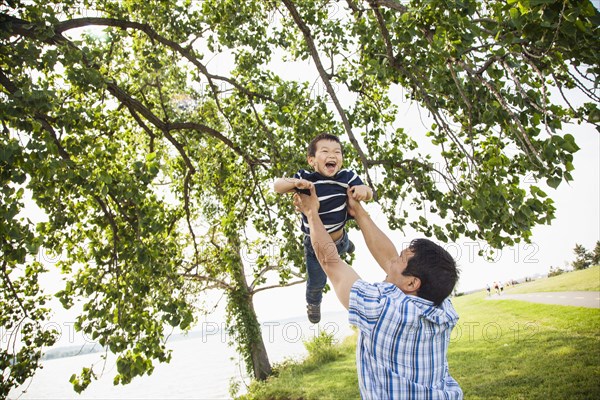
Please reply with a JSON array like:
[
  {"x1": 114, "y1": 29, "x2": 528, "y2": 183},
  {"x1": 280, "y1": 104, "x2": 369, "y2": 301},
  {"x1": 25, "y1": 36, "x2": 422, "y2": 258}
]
[{"x1": 8, "y1": 312, "x2": 354, "y2": 400}]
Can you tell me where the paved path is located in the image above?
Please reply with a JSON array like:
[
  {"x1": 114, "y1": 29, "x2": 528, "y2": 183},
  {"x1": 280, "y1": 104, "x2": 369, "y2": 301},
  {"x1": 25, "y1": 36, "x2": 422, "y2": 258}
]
[{"x1": 486, "y1": 291, "x2": 600, "y2": 308}]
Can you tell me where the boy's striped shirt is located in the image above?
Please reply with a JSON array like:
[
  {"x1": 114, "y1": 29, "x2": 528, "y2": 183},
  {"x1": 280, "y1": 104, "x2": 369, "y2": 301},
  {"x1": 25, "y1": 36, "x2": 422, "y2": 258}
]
[{"x1": 293, "y1": 169, "x2": 364, "y2": 235}]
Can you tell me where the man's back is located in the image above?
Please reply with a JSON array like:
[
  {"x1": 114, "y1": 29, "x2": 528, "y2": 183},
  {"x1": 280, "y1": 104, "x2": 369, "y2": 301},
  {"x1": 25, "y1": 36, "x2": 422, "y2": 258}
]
[{"x1": 349, "y1": 280, "x2": 463, "y2": 400}]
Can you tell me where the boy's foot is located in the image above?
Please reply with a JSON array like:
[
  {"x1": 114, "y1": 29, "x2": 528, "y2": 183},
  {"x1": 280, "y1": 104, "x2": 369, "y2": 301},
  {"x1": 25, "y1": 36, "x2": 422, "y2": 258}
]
[
  {"x1": 347, "y1": 240, "x2": 356, "y2": 254},
  {"x1": 307, "y1": 303, "x2": 321, "y2": 324}
]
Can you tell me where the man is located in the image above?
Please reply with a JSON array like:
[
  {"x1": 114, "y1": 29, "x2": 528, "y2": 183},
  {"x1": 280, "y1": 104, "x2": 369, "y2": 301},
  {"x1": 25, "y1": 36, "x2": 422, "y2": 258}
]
[{"x1": 293, "y1": 186, "x2": 463, "y2": 399}]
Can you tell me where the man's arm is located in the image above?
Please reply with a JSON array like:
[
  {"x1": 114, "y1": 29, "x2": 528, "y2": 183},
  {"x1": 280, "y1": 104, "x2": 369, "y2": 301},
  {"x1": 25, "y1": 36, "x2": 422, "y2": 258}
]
[
  {"x1": 293, "y1": 188, "x2": 360, "y2": 309},
  {"x1": 346, "y1": 188, "x2": 398, "y2": 275},
  {"x1": 274, "y1": 177, "x2": 313, "y2": 194}
]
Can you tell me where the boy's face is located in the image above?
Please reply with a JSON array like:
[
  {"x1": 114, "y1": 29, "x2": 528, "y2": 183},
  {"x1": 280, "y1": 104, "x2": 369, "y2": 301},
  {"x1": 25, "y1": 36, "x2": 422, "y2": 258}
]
[{"x1": 307, "y1": 139, "x2": 343, "y2": 177}]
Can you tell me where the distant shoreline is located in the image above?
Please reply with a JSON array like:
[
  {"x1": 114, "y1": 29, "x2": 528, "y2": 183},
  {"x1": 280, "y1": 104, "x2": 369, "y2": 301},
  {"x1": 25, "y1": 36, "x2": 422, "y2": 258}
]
[{"x1": 43, "y1": 310, "x2": 351, "y2": 361}]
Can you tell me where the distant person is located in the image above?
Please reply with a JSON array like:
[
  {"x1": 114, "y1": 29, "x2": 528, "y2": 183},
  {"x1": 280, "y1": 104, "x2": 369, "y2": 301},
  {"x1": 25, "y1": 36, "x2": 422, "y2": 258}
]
[
  {"x1": 293, "y1": 186, "x2": 463, "y2": 399},
  {"x1": 274, "y1": 133, "x2": 372, "y2": 323},
  {"x1": 486, "y1": 283, "x2": 491, "y2": 296},
  {"x1": 499, "y1": 281, "x2": 504, "y2": 294},
  {"x1": 494, "y1": 281, "x2": 500, "y2": 295}
]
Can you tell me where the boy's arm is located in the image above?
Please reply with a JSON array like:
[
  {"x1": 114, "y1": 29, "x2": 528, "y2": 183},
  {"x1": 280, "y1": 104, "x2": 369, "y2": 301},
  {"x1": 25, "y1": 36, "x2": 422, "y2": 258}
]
[
  {"x1": 346, "y1": 189, "x2": 398, "y2": 274},
  {"x1": 293, "y1": 188, "x2": 360, "y2": 309},
  {"x1": 274, "y1": 177, "x2": 313, "y2": 194}
]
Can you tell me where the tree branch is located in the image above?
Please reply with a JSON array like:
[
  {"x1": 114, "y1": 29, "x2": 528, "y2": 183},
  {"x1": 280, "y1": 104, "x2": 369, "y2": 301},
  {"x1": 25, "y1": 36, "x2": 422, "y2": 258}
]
[
  {"x1": 368, "y1": 0, "x2": 408, "y2": 13},
  {"x1": 249, "y1": 264, "x2": 276, "y2": 292},
  {"x1": 1, "y1": 13, "x2": 257, "y2": 167},
  {"x1": 367, "y1": 158, "x2": 459, "y2": 191},
  {"x1": 251, "y1": 279, "x2": 306, "y2": 296},
  {"x1": 456, "y1": 59, "x2": 543, "y2": 163},
  {"x1": 53, "y1": 17, "x2": 273, "y2": 103},
  {"x1": 1, "y1": 261, "x2": 29, "y2": 318},
  {"x1": 183, "y1": 171, "x2": 200, "y2": 268},
  {"x1": 502, "y1": 58, "x2": 553, "y2": 136},
  {"x1": 447, "y1": 60, "x2": 474, "y2": 150},
  {"x1": 0, "y1": 67, "x2": 122, "y2": 250},
  {"x1": 180, "y1": 273, "x2": 233, "y2": 291}
]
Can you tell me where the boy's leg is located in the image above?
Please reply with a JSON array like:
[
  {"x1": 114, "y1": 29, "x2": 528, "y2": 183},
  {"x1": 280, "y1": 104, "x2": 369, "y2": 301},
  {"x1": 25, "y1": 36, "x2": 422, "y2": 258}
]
[
  {"x1": 304, "y1": 236, "x2": 327, "y2": 323},
  {"x1": 304, "y1": 231, "x2": 352, "y2": 323},
  {"x1": 346, "y1": 238, "x2": 355, "y2": 254}
]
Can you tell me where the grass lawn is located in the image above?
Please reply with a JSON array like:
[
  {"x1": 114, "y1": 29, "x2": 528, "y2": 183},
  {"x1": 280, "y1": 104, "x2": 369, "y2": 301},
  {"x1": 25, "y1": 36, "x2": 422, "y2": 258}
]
[
  {"x1": 450, "y1": 293, "x2": 599, "y2": 399},
  {"x1": 240, "y1": 334, "x2": 359, "y2": 400},
  {"x1": 503, "y1": 265, "x2": 599, "y2": 294},
  {"x1": 240, "y1": 267, "x2": 600, "y2": 399}
]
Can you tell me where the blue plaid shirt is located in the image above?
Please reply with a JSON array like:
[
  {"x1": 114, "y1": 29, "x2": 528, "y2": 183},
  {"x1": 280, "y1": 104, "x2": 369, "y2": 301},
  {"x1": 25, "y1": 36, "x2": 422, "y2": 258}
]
[{"x1": 349, "y1": 280, "x2": 463, "y2": 400}]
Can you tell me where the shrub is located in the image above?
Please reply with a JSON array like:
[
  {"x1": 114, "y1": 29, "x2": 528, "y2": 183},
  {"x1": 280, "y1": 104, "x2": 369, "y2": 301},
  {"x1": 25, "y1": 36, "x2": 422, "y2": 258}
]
[{"x1": 304, "y1": 330, "x2": 341, "y2": 364}]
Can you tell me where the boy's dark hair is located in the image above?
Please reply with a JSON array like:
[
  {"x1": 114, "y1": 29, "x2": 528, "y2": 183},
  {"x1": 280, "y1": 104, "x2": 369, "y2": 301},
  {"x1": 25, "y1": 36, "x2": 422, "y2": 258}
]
[
  {"x1": 307, "y1": 133, "x2": 343, "y2": 157},
  {"x1": 402, "y1": 238, "x2": 459, "y2": 305}
]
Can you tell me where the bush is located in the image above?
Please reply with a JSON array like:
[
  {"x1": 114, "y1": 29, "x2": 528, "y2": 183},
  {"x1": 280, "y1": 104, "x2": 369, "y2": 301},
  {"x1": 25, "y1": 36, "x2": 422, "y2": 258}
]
[
  {"x1": 548, "y1": 266, "x2": 565, "y2": 277},
  {"x1": 303, "y1": 330, "x2": 341, "y2": 364}
]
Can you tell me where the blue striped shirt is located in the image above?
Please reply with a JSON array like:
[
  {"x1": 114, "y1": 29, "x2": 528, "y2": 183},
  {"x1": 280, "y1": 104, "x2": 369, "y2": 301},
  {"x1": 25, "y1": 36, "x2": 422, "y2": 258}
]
[
  {"x1": 349, "y1": 280, "x2": 463, "y2": 400},
  {"x1": 293, "y1": 169, "x2": 364, "y2": 235}
]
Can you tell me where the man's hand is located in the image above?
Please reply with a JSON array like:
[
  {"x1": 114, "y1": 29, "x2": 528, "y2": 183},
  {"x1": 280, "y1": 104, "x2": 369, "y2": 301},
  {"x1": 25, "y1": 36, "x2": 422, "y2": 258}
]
[
  {"x1": 350, "y1": 185, "x2": 373, "y2": 202},
  {"x1": 293, "y1": 185, "x2": 319, "y2": 215},
  {"x1": 347, "y1": 187, "x2": 366, "y2": 219}
]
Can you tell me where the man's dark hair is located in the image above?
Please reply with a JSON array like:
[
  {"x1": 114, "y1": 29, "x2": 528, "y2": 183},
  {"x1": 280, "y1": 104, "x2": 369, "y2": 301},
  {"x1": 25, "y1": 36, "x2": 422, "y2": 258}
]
[
  {"x1": 307, "y1": 133, "x2": 343, "y2": 157},
  {"x1": 402, "y1": 238, "x2": 459, "y2": 305}
]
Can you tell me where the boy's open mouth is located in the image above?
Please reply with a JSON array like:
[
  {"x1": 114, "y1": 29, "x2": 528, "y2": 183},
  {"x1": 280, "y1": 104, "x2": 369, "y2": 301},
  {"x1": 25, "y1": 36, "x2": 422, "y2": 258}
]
[{"x1": 325, "y1": 161, "x2": 337, "y2": 173}]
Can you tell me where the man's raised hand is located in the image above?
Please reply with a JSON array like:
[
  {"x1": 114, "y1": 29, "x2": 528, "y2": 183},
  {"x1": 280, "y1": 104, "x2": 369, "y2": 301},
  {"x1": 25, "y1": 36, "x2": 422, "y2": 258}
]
[
  {"x1": 293, "y1": 185, "x2": 319, "y2": 215},
  {"x1": 347, "y1": 187, "x2": 366, "y2": 218}
]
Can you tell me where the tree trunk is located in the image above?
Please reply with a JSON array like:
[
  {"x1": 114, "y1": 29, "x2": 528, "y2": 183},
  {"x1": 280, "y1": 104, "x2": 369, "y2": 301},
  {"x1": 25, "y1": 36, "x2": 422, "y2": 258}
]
[
  {"x1": 226, "y1": 237, "x2": 272, "y2": 380},
  {"x1": 245, "y1": 296, "x2": 272, "y2": 380}
]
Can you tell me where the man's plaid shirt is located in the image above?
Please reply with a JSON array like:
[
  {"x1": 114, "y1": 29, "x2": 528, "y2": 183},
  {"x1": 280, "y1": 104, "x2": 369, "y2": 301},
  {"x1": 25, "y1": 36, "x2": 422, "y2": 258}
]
[{"x1": 349, "y1": 280, "x2": 463, "y2": 400}]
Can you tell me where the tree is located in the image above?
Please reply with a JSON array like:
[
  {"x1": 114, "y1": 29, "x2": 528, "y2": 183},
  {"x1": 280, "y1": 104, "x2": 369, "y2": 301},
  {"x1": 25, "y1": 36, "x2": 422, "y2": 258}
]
[
  {"x1": 572, "y1": 243, "x2": 596, "y2": 270},
  {"x1": 1, "y1": 0, "x2": 598, "y2": 395},
  {"x1": 548, "y1": 265, "x2": 565, "y2": 277},
  {"x1": 592, "y1": 241, "x2": 600, "y2": 265}
]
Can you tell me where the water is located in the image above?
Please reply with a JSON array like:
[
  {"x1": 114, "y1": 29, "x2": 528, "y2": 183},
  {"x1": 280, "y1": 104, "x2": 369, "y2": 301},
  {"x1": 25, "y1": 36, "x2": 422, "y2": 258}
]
[{"x1": 8, "y1": 312, "x2": 354, "y2": 400}]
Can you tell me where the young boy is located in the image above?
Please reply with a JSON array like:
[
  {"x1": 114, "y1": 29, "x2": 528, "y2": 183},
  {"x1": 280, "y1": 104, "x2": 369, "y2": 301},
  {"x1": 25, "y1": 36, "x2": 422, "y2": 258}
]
[{"x1": 274, "y1": 133, "x2": 373, "y2": 323}]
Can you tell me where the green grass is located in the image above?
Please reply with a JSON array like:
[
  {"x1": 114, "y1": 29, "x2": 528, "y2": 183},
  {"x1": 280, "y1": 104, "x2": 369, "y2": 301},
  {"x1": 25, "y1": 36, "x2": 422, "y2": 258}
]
[
  {"x1": 450, "y1": 294, "x2": 600, "y2": 399},
  {"x1": 503, "y1": 265, "x2": 599, "y2": 294},
  {"x1": 240, "y1": 268, "x2": 600, "y2": 400},
  {"x1": 239, "y1": 335, "x2": 359, "y2": 400}
]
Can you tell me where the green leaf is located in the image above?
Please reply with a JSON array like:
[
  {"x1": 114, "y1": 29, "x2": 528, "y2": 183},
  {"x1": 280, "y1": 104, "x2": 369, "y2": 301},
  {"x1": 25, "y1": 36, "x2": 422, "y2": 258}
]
[
  {"x1": 562, "y1": 134, "x2": 580, "y2": 153},
  {"x1": 546, "y1": 176, "x2": 562, "y2": 189}
]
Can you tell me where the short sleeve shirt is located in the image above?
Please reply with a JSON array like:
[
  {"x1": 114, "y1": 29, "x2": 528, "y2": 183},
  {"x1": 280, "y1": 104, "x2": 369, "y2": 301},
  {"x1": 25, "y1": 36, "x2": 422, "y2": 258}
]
[{"x1": 349, "y1": 279, "x2": 463, "y2": 400}]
